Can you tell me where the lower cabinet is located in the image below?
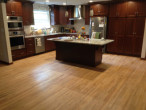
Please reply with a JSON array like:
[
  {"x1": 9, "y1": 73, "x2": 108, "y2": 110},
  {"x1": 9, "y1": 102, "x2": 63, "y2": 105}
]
[
  {"x1": 45, "y1": 35, "x2": 59, "y2": 51},
  {"x1": 25, "y1": 38, "x2": 35, "y2": 56},
  {"x1": 12, "y1": 49, "x2": 26, "y2": 61}
]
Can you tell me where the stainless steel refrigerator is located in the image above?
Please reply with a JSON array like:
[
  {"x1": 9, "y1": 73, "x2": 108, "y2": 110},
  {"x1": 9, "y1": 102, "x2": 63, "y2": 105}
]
[{"x1": 89, "y1": 17, "x2": 107, "y2": 39}]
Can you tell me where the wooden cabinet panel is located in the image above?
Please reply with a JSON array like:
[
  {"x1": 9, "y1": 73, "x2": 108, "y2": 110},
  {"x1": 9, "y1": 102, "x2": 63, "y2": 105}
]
[
  {"x1": 6, "y1": 1, "x2": 22, "y2": 16},
  {"x1": 126, "y1": 1, "x2": 138, "y2": 17},
  {"x1": 22, "y1": 2, "x2": 34, "y2": 26},
  {"x1": 106, "y1": 35, "x2": 117, "y2": 53},
  {"x1": 116, "y1": 37, "x2": 125, "y2": 54},
  {"x1": 133, "y1": 38, "x2": 143, "y2": 56},
  {"x1": 109, "y1": 2, "x2": 127, "y2": 17},
  {"x1": 85, "y1": 5, "x2": 90, "y2": 25},
  {"x1": 12, "y1": 49, "x2": 26, "y2": 60},
  {"x1": 134, "y1": 17, "x2": 145, "y2": 37},
  {"x1": 50, "y1": 5, "x2": 60, "y2": 25},
  {"x1": 125, "y1": 18, "x2": 135, "y2": 37},
  {"x1": 25, "y1": 38, "x2": 35, "y2": 56},
  {"x1": 108, "y1": 18, "x2": 126, "y2": 36},
  {"x1": 137, "y1": 1, "x2": 146, "y2": 17},
  {"x1": 90, "y1": 4, "x2": 109, "y2": 16},
  {"x1": 45, "y1": 35, "x2": 58, "y2": 51}
]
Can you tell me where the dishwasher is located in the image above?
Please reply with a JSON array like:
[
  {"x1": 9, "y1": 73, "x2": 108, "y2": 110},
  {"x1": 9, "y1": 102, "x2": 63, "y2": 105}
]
[{"x1": 34, "y1": 36, "x2": 45, "y2": 54}]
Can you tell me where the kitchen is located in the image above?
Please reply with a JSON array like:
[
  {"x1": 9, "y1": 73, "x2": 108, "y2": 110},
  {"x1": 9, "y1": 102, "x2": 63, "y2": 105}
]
[{"x1": 0, "y1": 0, "x2": 146, "y2": 110}]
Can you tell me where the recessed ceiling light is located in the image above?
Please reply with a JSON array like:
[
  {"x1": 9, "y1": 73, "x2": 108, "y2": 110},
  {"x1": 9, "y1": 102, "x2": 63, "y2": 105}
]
[
  {"x1": 63, "y1": 2, "x2": 66, "y2": 5},
  {"x1": 46, "y1": 0, "x2": 49, "y2": 2},
  {"x1": 89, "y1": 0, "x2": 93, "y2": 3}
]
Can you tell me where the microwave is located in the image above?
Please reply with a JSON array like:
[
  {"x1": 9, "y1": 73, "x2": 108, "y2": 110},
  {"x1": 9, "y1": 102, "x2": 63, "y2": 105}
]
[{"x1": 7, "y1": 16, "x2": 23, "y2": 30}]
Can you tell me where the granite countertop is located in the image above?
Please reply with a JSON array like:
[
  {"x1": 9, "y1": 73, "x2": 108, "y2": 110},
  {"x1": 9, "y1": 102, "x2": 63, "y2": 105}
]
[
  {"x1": 25, "y1": 33, "x2": 79, "y2": 38},
  {"x1": 47, "y1": 37, "x2": 114, "y2": 46}
]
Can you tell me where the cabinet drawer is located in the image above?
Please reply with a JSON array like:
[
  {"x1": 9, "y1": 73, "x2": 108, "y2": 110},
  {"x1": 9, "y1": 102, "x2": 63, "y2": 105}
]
[
  {"x1": 25, "y1": 38, "x2": 34, "y2": 44},
  {"x1": 12, "y1": 49, "x2": 26, "y2": 60}
]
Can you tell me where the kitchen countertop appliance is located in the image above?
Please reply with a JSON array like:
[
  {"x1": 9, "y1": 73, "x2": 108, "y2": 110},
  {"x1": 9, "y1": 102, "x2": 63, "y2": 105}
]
[{"x1": 34, "y1": 36, "x2": 45, "y2": 54}]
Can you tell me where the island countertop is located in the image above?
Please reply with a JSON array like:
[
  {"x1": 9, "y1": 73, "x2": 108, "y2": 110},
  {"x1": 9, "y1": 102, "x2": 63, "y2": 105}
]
[{"x1": 47, "y1": 37, "x2": 114, "y2": 46}]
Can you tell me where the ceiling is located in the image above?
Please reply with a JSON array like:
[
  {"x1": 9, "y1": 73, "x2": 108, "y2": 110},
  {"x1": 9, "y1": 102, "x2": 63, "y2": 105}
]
[{"x1": 30, "y1": 0, "x2": 111, "y2": 5}]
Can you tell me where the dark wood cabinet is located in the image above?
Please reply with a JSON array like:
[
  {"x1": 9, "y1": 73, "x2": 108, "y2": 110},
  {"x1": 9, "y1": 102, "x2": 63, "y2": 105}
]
[
  {"x1": 45, "y1": 35, "x2": 58, "y2": 51},
  {"x1": 6, "y1": 1, "x2": 22, "y2": 16},
  {"x1": 59, "y1": 6, "x2": 74, "y2": 25},
  {"x1": 25, "y1": 38, "x2": 35, "y2": 56},
  {"x1": 106, "y1": 35, "x2": 117, "y2": 53},
  {"x1": 108, "y1": 18, "x2": 126, "y2": 36},
  {"x1": 90, "y1": 4, "x2": 109, "y2": 16},
  {"x1": 50, "y1": 5, "x2": 60, "y2": 25},
  {"x1": 109, "y1": 2, "x2": 127, "y2": 17},
  {"x1": 22, "y1": 2, "x2": 34, "y2": 26},
  {"x1": 107, "y1": 17, "x2": 145, "y2": 56},
  {"x1": 85, "y1": 5, "x2": 90, "y2": 25},
  {"x1": 12, "y1": 49, "x2": 26, "y2": 60},
  {"x1": 137, "y1": 1, "x2": 146, "y2": 17},
  {"x1": 127, "y1": 1, "x2": 146, "y2": 17}
]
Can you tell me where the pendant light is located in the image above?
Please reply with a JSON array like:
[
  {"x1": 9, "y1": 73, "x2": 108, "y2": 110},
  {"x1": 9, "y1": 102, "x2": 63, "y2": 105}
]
[{"x1": 65, "y1": 0, "x2": 69, "y2": 17}]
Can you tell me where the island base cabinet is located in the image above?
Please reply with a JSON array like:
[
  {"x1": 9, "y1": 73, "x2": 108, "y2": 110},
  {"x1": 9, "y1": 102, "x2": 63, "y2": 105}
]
[{"x1": 55, "y1": 42, "x2": 103, "y2": 67}]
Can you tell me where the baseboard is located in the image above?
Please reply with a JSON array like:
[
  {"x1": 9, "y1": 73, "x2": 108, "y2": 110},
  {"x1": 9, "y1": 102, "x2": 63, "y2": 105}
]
[{"x1": 0, "y1": 60, "x2": 13, "y2": 65}]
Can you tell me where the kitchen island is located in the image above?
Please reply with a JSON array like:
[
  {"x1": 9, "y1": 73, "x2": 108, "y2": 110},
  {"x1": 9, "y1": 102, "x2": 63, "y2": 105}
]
[{"x1": 48, "y1": 37, "x2": 114, "y2": 66}]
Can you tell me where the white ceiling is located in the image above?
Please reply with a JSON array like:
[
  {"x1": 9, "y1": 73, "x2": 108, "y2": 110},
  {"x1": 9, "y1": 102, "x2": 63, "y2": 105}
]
[{"x1": 30, "y1": 0, "x2": 111, "y2": 5}]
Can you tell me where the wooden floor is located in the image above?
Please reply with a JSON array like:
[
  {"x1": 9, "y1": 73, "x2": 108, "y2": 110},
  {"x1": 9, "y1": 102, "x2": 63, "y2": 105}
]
[{"x1": 0, "y1": 51, "x2": 146, "y2": 110}]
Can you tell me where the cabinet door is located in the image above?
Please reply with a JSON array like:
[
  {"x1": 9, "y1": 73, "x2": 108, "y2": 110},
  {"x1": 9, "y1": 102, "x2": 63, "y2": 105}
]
[
  {"x1": 25, "y1": 38, "x2": 35, "y2": 56},
  {"x1": 108, "y1": 18, "x2": 126, "y2": 36},
  {"x1": 23, "y1": 2, "x2": 34, "y2": 25},
  {"x1": 14, "y1": 2, "x2": 22, "y2": 16},
  {"x1": 134, "y1": 17, "x2": 145, "y2": 38},
  {"x1": 106, "y1": 35, "x2": 117, "y2": 53},
  {"x1": 116, "y1": 2, "x2": 127, "y2": 17},
  {"x1": 116, "y1": 37, "x2": 125, "y2": 54},
  {"x1": 127, "y1": 1, "x2": 138, "y2": 17},
  {"x1": 133, "y1": 38, "x2": 143, "y2": 56},
  {"x1": 6, "y1": 1, "x2": 12, "y2": 16},
  {"x1": 90, "y1": 4, "x2": 98, "y2": 15},
  {"x1": 109, "y1": 3, "x2": 117, "y2": 17},
  {"x1": 59, "y1": 6, "x2": 68, "y2": 25},
  {"x1": 50, "y1": 5, "x2": 60, "y2": 25},
  {"x1": 125, "y1": 18, "x2": 135, "y2": 37},
  {"x1": 137, "y1": 1, "x2": 146, "y2": 17},
  {"x1": 97, "y1": 4, "x2": 109, "y2": 16},
  {"x1": 85, "y1": 5, "x2": 90, "y2": 25},
  {"x1": 123, "y1": 37, "x2": 133, "y2": 55},
  {"x1": 108, "y1": 18, "x2": 117, "y2": 35}
]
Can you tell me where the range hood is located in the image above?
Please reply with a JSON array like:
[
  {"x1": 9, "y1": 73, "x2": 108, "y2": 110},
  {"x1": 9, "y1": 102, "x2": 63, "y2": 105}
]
[{"x1": 69, "y1": 5, "x2": 85, "y2": 20}]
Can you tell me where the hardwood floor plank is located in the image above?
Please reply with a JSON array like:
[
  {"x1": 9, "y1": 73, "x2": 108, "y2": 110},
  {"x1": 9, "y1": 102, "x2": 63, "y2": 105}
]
[{"x1": 0, "y1": 51, "x2": 146, "y2": 110}]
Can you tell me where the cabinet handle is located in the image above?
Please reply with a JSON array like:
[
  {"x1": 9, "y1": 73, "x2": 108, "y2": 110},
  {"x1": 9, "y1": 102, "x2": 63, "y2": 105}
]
[{"x1": 11, "y1": 11, "x2": 15, "y2": 15}]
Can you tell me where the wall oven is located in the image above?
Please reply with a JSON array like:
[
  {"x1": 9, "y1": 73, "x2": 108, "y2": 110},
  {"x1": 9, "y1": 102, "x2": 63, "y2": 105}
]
[
  {"x1": 9, "y1": 31, "x2": 25, "y2": 50},
  {"x1": 7, "y1": 16, "x2": 23, "y2": 30}
]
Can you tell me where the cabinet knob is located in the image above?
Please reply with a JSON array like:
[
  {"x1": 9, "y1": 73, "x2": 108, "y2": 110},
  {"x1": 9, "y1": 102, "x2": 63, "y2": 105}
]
[{"x1": 11, "y1": 11, "x2": 15, "y2": 16}]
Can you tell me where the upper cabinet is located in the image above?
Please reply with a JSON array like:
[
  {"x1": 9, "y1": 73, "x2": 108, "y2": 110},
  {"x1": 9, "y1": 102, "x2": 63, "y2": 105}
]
[
  {"x1": 127, "y1": 1, "x2": 146, "y2": 17},
  {"x1": 109, "y1": 1, "x2": 146, "y2": 18},
  {"x1": 50, "y1": 5, "x2": 74, "y2": 25},
  {"x1": 22, "y1": 2, "x2": 34, "y2": 26},
  {"x1": 59, "y1": 6, "x2": 74, "y2": 25},
  {"x1": 90, "y1": 3, "x2": 109, "y2": 16},
  {"x1": 50, "y1": 5, "x2": 60, "y2": 25},
  {"x1": 6, "y1": 1, "x2": 22, "y2": 16},
  {"x1": 109, "y1": 2, "x2": 127, "y2": 17},
  {"x1": 85, "y1": 5, "x2": 90, "y2": 25}
]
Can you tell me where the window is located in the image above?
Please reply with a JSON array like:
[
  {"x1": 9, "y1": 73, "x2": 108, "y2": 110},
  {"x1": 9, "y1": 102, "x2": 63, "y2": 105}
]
[{"x1": 33, "y1": 10, "x2": 50, "y2": 29}]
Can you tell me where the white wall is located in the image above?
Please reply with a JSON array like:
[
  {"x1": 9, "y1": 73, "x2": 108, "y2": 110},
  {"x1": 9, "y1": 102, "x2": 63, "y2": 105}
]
[
  {"x1": 0, "y1": 3, "x2": 12, "y2": 64},
  {"x1": 141, "y1": 19, "x2": 146, "y2": 59}
]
